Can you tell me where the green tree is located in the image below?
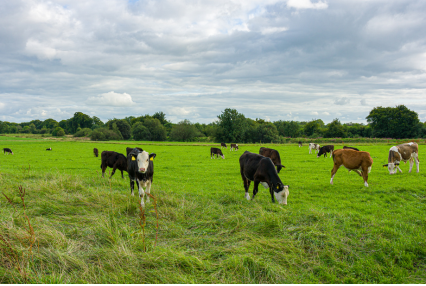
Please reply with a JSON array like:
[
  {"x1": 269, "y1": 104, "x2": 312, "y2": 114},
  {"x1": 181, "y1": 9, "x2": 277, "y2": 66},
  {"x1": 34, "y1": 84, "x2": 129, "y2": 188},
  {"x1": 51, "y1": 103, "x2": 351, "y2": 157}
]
[
  {"x1": 216, "y1": 108, "x2": 247, "y2": 142},
  {"x1": 131, "y1": 122, "x2": 151, "y2": 141},
  {"x1": 52, "y1": 126, "x2": 65, "y2": 136},
  {"x1": 69, "y1": 112, "x2": 93, "y2": 133},
  {"x1": 143, "y1": 118, "x2": 167, "y2": 141},
  {"x1": 170, "y1": 120, "x2": 202, "y2": 142},
  {"x1": 43, "y1": 118, "x2": 58, "y2": 129},
  {"x1": 255, "y1": 122, "x2": 279, "y2": 143},
  {"x1": 324, "y1": 119, "x2": 347, "y2": 138},
  {"x1": 304, "y1": 119, "x2": 323, "y2": 137},
  {"x1": 366, "y1": 105, "x2": 420, "y2": 138},
  {"x1": 106, "y1": 119, "x2": 131, "y2": 139},
  {"x1": 274, "y1": 120, "x2": 300, "y2": 137}
]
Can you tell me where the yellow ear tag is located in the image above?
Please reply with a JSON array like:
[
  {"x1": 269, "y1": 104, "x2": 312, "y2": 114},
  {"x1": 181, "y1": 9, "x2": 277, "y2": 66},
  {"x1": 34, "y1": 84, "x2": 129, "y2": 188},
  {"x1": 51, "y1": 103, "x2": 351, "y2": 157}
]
[
  {"x1": 277, "y1": 186, "x2": 279, "y2": 189},
  {"x1": 150, "y1": 157, "x2": 154, "y2": 161},
  {"x1": 132, "y1": 157, "x2": 136, "y2": 161}
]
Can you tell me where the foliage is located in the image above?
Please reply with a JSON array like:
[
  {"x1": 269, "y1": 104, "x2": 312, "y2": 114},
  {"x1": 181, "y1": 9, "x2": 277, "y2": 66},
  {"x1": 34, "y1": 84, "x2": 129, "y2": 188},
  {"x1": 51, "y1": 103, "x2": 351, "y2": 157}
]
[
  {"x1": 74, "y1": 128, "x2": 93, "y2": 137},
  {"x1": 90, "y1": 128, "x2": 121, "y2": 141},
  {"x1": 304, "y1": 119, "x2": 324, "y2": 137},
  {"x1": 216, "y1": 108, "x2": 248, "y2": 142},
  {"x1": 106, "y1": 119, "x2": 131, "y2": 140},
  {"x1": 131, "y1": 122, "x2": 152, "y2": 141},
  {"x1": 324, "y1": 118, "x2": 347, "y2": 138},
  {"x1": 143, "y1": 118, "x2": 167, "y2": 141},
  {"x1": 52, "y1": 127, "x2": 65, "y2": 136},
  {"x1": 169, "y1": 119, "x2": 202, "y2": 142},
  {"x1": 274, "y1": 120, "x2": 300, "y2": 138},
  {"x1": 255, "y1": 122, "x2": 279, "y2": 143}
]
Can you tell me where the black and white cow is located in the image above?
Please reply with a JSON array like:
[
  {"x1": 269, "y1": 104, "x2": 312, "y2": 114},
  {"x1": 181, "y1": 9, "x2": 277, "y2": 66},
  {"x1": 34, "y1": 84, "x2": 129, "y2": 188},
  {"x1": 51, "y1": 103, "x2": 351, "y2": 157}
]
[
  {"x1": 221, "y1": 142, "x2": 227, "y2": 149},
  {"x1": 309, "y1": 143, "x2": 320, "y2": 154},
  {"x1": 126, "y1": 147, "x2": 143, "y2": 156},
  {"x1": 3, "y1": 148, "x2": 13, "y2": 155},
  {"x1": 46, "y1": 147, "x2": 52, "y2": 151},
  {"x1": 211, "y1": 147, "x2": 225, "y2": 159},
  {"x1": 298, "y1": 141, "x2": 302, "y2": 148},
  {"x1": 230, "y1": 143, "x2": 239, "y2": 151},
  {"x1": 239, "y1": 151, "x2": 289, "y2": 204},
  {"x1": 127, "y1": 148, "x2": 156, "y2": 207},
  {"x1": 317, "y1": 145, "x2": 334, "y2": 158},
  {"x1": 383, "y1": 142, "x2": 419, "y2": 174}
]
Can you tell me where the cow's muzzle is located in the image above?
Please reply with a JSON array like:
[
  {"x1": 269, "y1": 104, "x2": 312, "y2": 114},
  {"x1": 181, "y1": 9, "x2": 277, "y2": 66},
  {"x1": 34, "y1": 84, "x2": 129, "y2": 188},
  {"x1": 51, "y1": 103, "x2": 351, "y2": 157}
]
[{"x1": 139, "y1": 168, "x2": 146, "y2": 172}]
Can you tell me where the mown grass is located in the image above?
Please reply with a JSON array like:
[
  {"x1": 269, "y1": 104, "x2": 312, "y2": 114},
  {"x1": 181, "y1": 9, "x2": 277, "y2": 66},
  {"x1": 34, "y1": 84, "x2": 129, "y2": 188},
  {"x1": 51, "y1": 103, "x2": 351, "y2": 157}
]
[{"x1": 0, "y1": 140, "x2": 426, "y2": 283}]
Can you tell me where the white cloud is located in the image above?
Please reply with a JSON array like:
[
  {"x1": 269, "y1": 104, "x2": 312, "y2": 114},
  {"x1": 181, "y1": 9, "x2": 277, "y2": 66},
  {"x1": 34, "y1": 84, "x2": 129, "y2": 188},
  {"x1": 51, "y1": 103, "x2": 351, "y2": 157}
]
[
  {"x1": 168, "y1": 107, "x2": 192, "y2": 116},
  {"x1": 261, "y1": 27, "x2": 288, "y2": 35},
  {"x1": 86, "y1": 91, "x2": 135, "y2": 107},
  {"x1": 310, "y1": 111, "x2": 319, "y2": 115},
  {"x1": 322, "y1": 112, "x2": 330, "y2": 116},
  {"x1": 286, "y1": 0, "x2": 328, "y2": 10}
]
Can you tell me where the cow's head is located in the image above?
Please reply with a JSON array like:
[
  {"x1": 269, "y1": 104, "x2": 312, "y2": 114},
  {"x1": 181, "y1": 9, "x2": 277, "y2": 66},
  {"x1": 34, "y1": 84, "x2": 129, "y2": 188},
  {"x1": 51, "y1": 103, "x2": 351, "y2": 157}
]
[
  {"x1": 276, "y1": 164, "x2": 285, "y2": 173},
  {"x1": 317, "y1": 148, "x2": 324, "y2": 158},
  {"x1": 273, "y1": 184, "x2": 289, "y2": 205},
  {"x1": 383, "y1": 162, "x2": 399, "y2": 174},
  {"x1": 132, "y1": 151, "x2": 156, "y2": 173}
]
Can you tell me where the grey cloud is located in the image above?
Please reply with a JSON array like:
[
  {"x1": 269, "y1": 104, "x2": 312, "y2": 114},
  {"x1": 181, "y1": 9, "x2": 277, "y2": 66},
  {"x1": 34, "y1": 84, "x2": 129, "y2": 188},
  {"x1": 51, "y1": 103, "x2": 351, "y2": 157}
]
[{"x1": 335, "y1": 97, "x2": 351, "y2": 105}]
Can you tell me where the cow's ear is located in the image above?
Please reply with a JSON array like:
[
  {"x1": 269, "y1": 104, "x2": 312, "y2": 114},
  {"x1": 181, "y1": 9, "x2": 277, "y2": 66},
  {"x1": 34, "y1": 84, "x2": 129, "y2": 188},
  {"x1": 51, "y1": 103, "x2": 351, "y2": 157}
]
[
  {"x1": 131, "y1": 155, "x2": 136, "y2": 161},
  {"x1": 280, "y1": 164, "x2": 286, "y2": 169},
  {"x1": 149, "y1": 153, "x2": 156, "y2": 161}
]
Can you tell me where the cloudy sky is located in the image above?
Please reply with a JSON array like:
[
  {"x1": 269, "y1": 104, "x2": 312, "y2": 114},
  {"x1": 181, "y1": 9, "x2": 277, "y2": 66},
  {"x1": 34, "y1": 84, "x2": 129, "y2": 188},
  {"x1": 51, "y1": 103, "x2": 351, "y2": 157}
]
[{"x1": 1, "y1": 0, "x2": 426, "y2": 124}]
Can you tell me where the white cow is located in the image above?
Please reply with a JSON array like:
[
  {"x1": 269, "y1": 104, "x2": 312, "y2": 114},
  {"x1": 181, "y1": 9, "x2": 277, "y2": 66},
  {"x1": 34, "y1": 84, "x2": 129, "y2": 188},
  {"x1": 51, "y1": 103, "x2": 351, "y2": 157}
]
[
  {"x1": 383, "y1": 142, "x2": 419, "y2": 174},
  {"x1": 309, "y1": 143, "x2": 320, "y2": 154}
]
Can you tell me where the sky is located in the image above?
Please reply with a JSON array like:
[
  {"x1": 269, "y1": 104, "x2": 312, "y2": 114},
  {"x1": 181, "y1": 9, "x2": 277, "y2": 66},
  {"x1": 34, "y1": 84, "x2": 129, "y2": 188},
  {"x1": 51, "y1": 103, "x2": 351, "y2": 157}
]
[{"x1": 1, "y1": 0, "x2": 426, "y2": 124}]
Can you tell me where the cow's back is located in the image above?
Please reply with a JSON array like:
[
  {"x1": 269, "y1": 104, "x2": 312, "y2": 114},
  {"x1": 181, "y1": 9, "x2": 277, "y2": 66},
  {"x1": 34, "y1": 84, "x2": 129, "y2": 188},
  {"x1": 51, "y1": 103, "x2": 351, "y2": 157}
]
[
  {"x1": 240, "y1": 151, "x2": 263, "y2": 181},
  {"x1": 333, "y1": 149, "x2": 372, "y2": 169}
]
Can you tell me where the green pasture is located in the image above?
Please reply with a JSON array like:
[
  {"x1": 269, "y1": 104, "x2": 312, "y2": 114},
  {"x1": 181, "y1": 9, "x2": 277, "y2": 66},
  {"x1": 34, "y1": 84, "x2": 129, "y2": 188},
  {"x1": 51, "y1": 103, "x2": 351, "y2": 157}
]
[{"x1": 0, "y1": 139, "x2": 425, "y2": 283}]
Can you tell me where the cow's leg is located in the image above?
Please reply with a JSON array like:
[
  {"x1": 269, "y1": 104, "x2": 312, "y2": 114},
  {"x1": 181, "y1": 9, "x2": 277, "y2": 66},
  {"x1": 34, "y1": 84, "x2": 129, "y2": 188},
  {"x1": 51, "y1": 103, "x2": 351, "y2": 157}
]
[
  {"x1": 121, "y1": 170, "x2": 124, "y2": 179},
  {"x1": 252, "y1": 180, "x2": 260, "y2": 200},
  {"x1": 362, "y1": 166, "x2": 369, "y2": 187},
  {"x1": 145, "y1": 180, "x2": 152, "y2": 203},
  {"x1": 130, "y1": 180, "x2": 135, "y2": 196},
  {"x1": 413, "y1": 152, "x2": 420, "y2": 173},
  {"x1": 110, "y1": 165, "x2": 116, "y2": 178},
  {"x1": 101, "y1": 164, "x2": 107, "y2": 178},
  {"x1": 269, "y1": 187, "x2": 275, "y2": 203},
  {"x1": 136, "y1": 179, "x2": 146, "y2": 207},
  {"x1": 396, "y1": 165, "x2": 403, "y2": 173},
  {"x1": 353, "y1": 170, "x2": 362, "y2": 176},
  {"x1": 408, "y1": 157, "x2": 414, "y2": 173},
  {"x1": 241, "y1": 171, "x2": 251, "y2": 200},
  {"x1": 330, "y1": 164, "x2": 341, "y2": 185}
]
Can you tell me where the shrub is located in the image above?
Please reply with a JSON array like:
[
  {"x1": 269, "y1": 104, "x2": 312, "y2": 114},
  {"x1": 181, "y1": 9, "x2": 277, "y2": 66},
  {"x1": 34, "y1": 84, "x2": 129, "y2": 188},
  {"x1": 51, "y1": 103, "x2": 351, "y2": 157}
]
[
  {"x1": 74, "y1": 128, "x2": 92, "y2": 137},
  {"x1": 52, "y1": 127, "x2": 65, "y2": 136},
  {"x1": 90, "y1": 128, "x2": 121, "y2": 141},
  {"x1": 131, "y1": 122, "x2": 151, "y2": 141}
]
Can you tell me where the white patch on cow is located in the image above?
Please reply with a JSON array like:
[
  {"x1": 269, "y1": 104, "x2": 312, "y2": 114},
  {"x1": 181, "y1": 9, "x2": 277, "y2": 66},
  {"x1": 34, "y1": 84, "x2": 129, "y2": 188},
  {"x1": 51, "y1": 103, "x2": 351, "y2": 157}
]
[
  {"x1": 274, "y1": 186, "x2": 289, "y2": 205},
  {"x1": 245, "y1": 192, "x2": 250, "y2": 200},
  {"x1": 330, "y1": 174, "x2": 335, "y2": 185},
  {"x1": 137, "y1": 178, "x2": 146, "y2": 207},
  {"x1": 389, "y1": 146, "x2": 399, "y2": 152},
  {"x1": 407, "y1": 142, "x2": 414, "y2": 146},
  {"x1": 364, "y1": 181, "x2": 369, "y2": 187},
  {"x1": 222, "y1": 155, "x2": 225, "y2": 159},
  {"x1": 260, "y1": 182, "x2": 269, "y2": 189},
  {"x1": 136, "y1": 151, "x2": 150, "y2": 173},
  {"x1": 368, "y1": 166, "x2": 372, "y2": 174}
]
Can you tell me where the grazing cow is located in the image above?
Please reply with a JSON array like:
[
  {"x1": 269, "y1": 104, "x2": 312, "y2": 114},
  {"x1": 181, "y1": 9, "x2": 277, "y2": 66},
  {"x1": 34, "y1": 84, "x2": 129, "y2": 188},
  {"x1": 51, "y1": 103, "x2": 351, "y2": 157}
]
[
  {"x1": 230, "y1": 143, "x2": 239, "y2": 151},
  {"x1": 93, "y1": 148, "x2": 99, "y2": 157},
  {"x1": 344, "y1": 146, "x2": 359, "y2": 151},
  {"x1": 317, "y1": 145, "x2": 334, "y2": 158},
  {"x1": 330, "y1": 149, "x2": 373, "y2": 187},
  {"x1": 383, "y1": 142, "x2": 419, "y2": 175},
  {"x1": 127, "y1": 148, "x2": 156, "y2": 207},
  {"x1": 46, "y1": 147, "x2": 52, "y2": 151},
  {"x1": 239, "y1": 151, "x2": 289, "y2": 204},
  {"x1": 100, "y1": 151, "x2": 128, "y2": 178},
  {"x1": 3, "y1": 148, "x2": 13, "y2": 155},
  {"x1": 309, "y1": 143, "x2": 320, "y2": 154},
  {"x1": 259, "y1": 147, "x2": 285, "y2": 173},
  {"x1": 298, "y1": 141, "x2": 302, "y2": 147},
  {"x1": 211, "y1": 147, "x2": 225, "y2": 159},
  {"x1": 126, "y1": 147, "x2": 143, "y2": 156},
  {"x1": 221, "y1": 143, "x2": 227, "y2": 149}
]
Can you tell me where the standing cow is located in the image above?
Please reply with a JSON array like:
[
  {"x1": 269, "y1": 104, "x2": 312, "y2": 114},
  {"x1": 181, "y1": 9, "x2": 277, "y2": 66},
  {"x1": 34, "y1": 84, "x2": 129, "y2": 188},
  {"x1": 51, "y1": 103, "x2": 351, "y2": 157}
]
[
  {"x1": 101, "y1": 151, "x2": 128, "y2": 178},
  {"x1": 3, "y1": 148, "x2": 13, "y2": 155},
  {"x1": 298, "y1": 141, "x2": 302, "y2": 148},
  {"x1": 230, "y1": 144, "x2": 239, "y2": 151},
  {"x1": 317, "y1": 145, "x2": 334, "y2": 158},
  {"x1": 211, "y1": 147, "x2": 225, "y2": 159},
  {"x1": 93, "y1": 148, "x2": 99, "y2": 157},
  {"x1": 127, "y1": 148, "x2": 156, "y2": 207},
  {"x1": 330, "y1": 149, "x2": 373, "y2": 187},
  {"x1": 309, "y1": 143, "x2": 320, "y2": 154},
  {"x1": 343, "y1": 146, "x2": 359, "y2": 151},
  {"x1": 221, "y1": 143, "x2": 227, "y2": 149},
  {"x1": 383, "y1": 142, "x2": 419, "y2": 174},
  {"x1": 259, "y1": 147, "x2": 285, "y2": 173},
  {"x1": 239, "y1": 151, "x2": 289, "y2": 204}
]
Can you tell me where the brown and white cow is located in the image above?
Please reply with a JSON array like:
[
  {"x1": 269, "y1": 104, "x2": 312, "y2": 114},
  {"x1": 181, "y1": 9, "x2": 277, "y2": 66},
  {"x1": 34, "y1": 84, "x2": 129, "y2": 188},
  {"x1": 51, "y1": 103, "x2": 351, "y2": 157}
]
[
  {"x1": 383, "y1": 142, "x2": 419, "y2": 175},
  {"x1": 230, "y1": 143, "x2": 239, "y2": 151},
  {"x1": 309, "y1": 143, "x2": 320, "y2": 154},
  {"x1": 330, "y1": 149, "x2": 373, "y2": 187}
]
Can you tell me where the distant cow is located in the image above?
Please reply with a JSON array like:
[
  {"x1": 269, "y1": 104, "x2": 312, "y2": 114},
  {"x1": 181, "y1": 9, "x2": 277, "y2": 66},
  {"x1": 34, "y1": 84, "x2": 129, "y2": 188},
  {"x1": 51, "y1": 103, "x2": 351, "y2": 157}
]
[
  {"x1": 221, "y1": 143, "x2": 227, "y2": 149},
  {"x1": 46, "y1": 147, "x2": 52, "y2": 151},
  {"x1": 259, "y1": 147, "x2": 285, "y2": 173},
  {"x1": 317, "y1": 145, "x2": 334, "y2": 158},
  {"x1": 126, "y1": 147, "x2": 143, "y2": 156},
  {"x1": 230, "y1": 144, "x2": 239, "y2": 151},
  {"x1": 343, "y1": 146, "x2": 359, "y2": 151},
  {"x1": 93, "y1": 148, "x2": 99, "y2": 157},
  {"x1": 239, "y1": 151, "x2": 289, "y2": 204},
  {"x1": 101, "y1": 151, "x2": 128, "y2": 178},
  {"x1": 127, "y1": 148, "x2": 156, "y2": 207},
  {"x1": 383, "y1": 142, "x2": 419, "y2": 175},
  {"x1": 211, "y1": 147, "x2": 225, "y2": 159},
  {"x1": 3, "y1": 148, "x2": 13, "y2": 155},
  {"x1": 298, "y1": 141, "x2": 302, "y2": 147},
  {"x1": 330, "y1": 149, "x2": 373, "y2": 187},
  {"x1": 309, "y1": 143, "x2": 320, "y2": 154}
]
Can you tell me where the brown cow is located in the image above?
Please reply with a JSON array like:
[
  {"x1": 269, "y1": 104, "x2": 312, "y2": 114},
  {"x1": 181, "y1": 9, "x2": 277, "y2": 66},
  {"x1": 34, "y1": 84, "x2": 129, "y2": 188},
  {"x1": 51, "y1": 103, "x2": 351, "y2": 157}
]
[
  {"x1": 330, "y1": 149, "x2": 373, "y2": 187},
  {"x1": 93, "y1": 148, "x2": 99, "y2": 157},
  {"x1": 383, "y1": 142, "x2": 419, "y2": 174},
  {"x1": 259, "y1": 147, "x2": 285, "y2": 173}
]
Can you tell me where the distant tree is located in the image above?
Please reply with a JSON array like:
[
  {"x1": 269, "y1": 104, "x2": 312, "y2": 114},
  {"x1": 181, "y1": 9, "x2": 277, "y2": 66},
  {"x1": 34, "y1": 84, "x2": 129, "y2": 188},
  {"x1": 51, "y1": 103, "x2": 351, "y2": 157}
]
[
  {"x1": 274, "y1": 120, "x2": 300, "y2": 138},
  {"x1": 143, "y1": 118, "x2": 167, "y2": 141},
  {"x1": 43, "y1": 118, "x2": 59, "y2": 129},
  {"x1": 216, "y1": 108, "x2": 247, "y2": 142},
  {"x1": 153, "y1": 111, "x2": 168, "y2": 125},
  {"x1": 244, "y1": 118, "x2": 258, "y2": 143},
  {"x1": 106, "y1": 119, "x2": 131, "y2": 139},
  {"x1": 69, "y1": 112, "x2": 93, "y2": 133},
  {"x1": 304, "y1": 119, "x2": 323, "y2": 137},
  {"x1": 92, "y1": 116, "x2": 104, "y2": 129},
  {"x1": 52, "y1": 126, "x2": 65, "y2": 136},
  {"x1": 0, "y1": 122, "x2": 9, "y2": 134},
  {"x1": 366, "y1": 105, "x2": 420, "y2": 138},
  {"x1": 170, "y1": 119, "x2": 202, "y2": 142},
  {"x1": 324, "y1": 119, "x2": 347, "y2": 138},
  {"x1": 255, "y1": 122, "x2": 279, "y2": 143},
  {"x1": 131, "y1": 122, "x2": 151, "y2": 141}
]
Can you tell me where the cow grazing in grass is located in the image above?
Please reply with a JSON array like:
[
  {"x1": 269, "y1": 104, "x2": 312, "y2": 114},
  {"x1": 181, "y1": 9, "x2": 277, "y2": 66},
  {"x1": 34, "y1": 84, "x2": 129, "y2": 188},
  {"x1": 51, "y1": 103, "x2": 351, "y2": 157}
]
[
  {"x1": 221, "y1": 142, "x2": 227, "y2": 149},
  {"x1": 230, "y1": 144, "x2": 239, "y2": 151},
  {"x1": 93, "y1": 148, "x2": 99, "y2": 157},
  {"x1": 46, "y1": 147, "x2": 52, "y2": 151},
  {"x1": 317, "y1": 145, "x2": 334, "y2": 158},
  {"x1": 101, "y1": 151, "x2": 128, "y2": 179},
  {"x1": 383, "y1": 142, "x2": 419, "y2": 175},
  {"x1": 126, "y1": 147, "x2": 143, "y2": 156},
  {"x1": 298, "y1": 141, "x2": 302, "y2": 147},
  {"x1": 259, "y1": 147, "x2": 285, "y2": 173},
  {"x1": 239, "y1": 151, "x2": 289, "y2": 204},
  {"x1": 309, "y1": 143, "x2": 320, "y2": 154},
  {"x1": 330, "y1": 149, "x2": 373, "y2": 187},
  {"x1": 211, "y1": 147, "x2": 225, "y2": 159},
  {"x1": 127, "y1": 148, "x2": 156, "y2": 207},
  {"x1": 3, "y1": 148, "x2": 13, "y2": 155},
  {"x1": 344, "y1": 146, "x2": 359, "y2": 151}
]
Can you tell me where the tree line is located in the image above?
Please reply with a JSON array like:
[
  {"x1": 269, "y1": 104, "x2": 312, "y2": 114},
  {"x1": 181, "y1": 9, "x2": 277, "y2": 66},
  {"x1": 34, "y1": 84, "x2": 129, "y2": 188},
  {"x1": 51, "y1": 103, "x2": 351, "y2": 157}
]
[{"x1": 0, "y1": 105, "x2": 425, "y2": 142}]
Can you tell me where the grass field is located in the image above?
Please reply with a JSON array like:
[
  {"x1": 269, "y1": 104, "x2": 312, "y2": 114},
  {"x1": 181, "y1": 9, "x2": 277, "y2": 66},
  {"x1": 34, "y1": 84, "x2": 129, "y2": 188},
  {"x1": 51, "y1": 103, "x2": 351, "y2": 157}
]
[{"x1": 1, "y1": 138, "x2": 426, "y2": 283}]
